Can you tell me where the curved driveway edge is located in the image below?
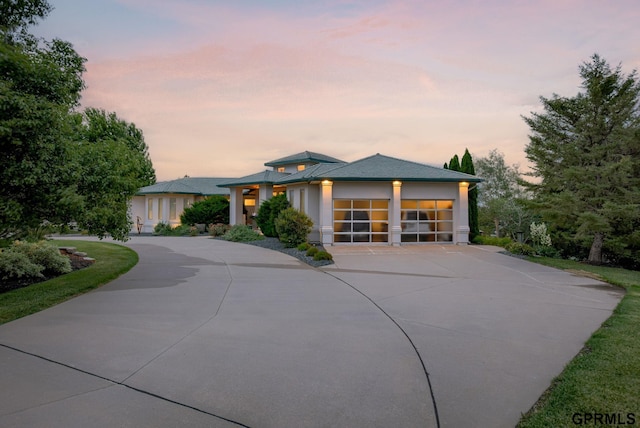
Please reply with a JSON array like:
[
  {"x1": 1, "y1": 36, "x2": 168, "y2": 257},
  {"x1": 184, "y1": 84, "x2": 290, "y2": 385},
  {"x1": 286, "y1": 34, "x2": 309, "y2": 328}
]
[
  {"x1": 0, "y1": 237, "x2": 436, "y2": 427},
  {"x1": 323, "y1": 244, "x2": 624, "y2": 427}
]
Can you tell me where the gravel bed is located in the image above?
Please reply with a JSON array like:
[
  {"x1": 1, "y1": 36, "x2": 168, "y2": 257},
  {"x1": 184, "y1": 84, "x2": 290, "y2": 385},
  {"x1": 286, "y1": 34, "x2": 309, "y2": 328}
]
[{"x1": 242, "y1": 237, "x2": 334, "y2": 267}]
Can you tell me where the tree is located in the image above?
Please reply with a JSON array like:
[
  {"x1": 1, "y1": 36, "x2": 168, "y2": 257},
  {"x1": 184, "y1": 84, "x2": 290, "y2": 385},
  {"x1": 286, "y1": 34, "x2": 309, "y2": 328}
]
[
  {"x1": 460, "y1": 149, "x2": 479, "y2": 239},
  {"x1": 1, "y1": 1, "x2": 156, "y2": 241},
  {"x1": 448, "y1": 154, "x2": 460, "y2": 171},
  {"x1": 475, "y1": 149, "x2": 531, "y2": 238},
  {"x1": 0, "y1": 2, "x2": 86, "y2": 238},
  {"x1": 75, "y1": 108, "x2": 156, "y2": 185},
  {"x1": 69, "y1": 110, "x2": 157, "y2": 240},
  {"x1": 523, "y1": 54, "x2": 640, "y2": 266},
  {"x1": 474, "y1": 149, "x2": 525, "y2": 204},
  {"x1": 1, "y1": 0, "x2": 52, "y2": 39},
  {"x1": 256, "y1": 194, "x2": 290, "y2": 237}
]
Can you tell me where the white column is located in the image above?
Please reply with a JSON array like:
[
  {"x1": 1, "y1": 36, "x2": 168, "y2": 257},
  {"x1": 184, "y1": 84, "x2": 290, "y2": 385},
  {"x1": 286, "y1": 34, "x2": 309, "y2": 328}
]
[
  {"x1": 391, "y1": 181, "x2": 402, "y2": 246},
  {"x1": 144, "y1": 197, "x2": 153, "y2": 233},
  {"x1": 456, "y1": 182, "x2": 470, "y2": 244},
  {"x1": 162, "y1": 198, "x2": 170, "y2": 224},
  {"x1": 320, "y1": 180, "x2": 334, "y2": 245},
  {"x1": 229, "y1": 187, "x2": 244, "y2": 225},
  {"x1": 258, "y1": 184, "x2": 273, "y2": 211}
]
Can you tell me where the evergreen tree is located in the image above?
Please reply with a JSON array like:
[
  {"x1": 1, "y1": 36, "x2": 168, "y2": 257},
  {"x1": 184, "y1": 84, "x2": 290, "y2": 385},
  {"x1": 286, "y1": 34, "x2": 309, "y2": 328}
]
[
  {"x1": 461, "y1": 149, "x2": 479, "y2": 239},
  {"x1": 448, "y1": 155, "x2": 460, "y2": 171},
  {"x1": 523, "y1": 54, "x2": 640, "y2": 267}
]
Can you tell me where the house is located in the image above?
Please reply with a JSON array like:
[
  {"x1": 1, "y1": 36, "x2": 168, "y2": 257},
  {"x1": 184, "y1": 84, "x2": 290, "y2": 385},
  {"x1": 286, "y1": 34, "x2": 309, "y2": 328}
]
[
  {"x1": 131, "y1": 150, "x2": 481, "y2": 245},
  {"x1": 219, "y1": 151, "x2": 481, "y2": 245},
  {"x1": 131, "y1": 177, "x2": 233, "y2": 233}
]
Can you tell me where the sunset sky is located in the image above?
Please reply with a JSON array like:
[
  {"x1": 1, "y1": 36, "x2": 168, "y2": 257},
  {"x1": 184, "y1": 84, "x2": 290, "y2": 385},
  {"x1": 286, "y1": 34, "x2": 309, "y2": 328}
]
[{"x1": 35, "y1": 0, "x2": 640, "y2": 181}]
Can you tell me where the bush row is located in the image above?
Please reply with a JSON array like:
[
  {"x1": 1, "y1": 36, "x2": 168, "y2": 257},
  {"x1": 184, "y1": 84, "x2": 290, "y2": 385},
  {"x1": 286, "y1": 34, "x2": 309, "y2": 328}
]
[{"x1": 0, "y1": 241, "x2": 71, "y2": 281}]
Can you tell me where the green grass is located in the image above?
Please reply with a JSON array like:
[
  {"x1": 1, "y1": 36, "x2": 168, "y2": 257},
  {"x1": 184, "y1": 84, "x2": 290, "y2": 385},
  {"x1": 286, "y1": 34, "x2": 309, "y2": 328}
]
[
  {"x1": 518, "y1": 257, "x2": 640, "y2": 427},
  {"x1": 0, "y1": 240, "x2": 138, "y2": 325}
]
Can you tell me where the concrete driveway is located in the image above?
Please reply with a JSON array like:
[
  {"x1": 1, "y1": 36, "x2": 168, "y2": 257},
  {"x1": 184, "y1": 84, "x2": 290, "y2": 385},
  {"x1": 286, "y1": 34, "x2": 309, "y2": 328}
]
[{"x1": 0, "y1": 237, "x2": 623, "y2": 427}]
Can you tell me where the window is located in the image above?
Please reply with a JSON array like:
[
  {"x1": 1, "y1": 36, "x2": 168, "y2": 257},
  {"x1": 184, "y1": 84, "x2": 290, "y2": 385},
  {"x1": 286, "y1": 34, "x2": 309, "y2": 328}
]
[
  {"x1": 169, "y1": 198, "x2": 177, "y2": 220},
  {"x1": 297, "y1": 164, "x2": 305, "y2": 171},
  {"x1": 147, "y1": 198, "x2": 153, "y2": 220},
  {"x1": 333, "y1": 199, "x2": 388, "y2": 243},
  {"x1": 183, "y1": 198, "x2": 191, "y2": 210},
  {"x1": 158, "y1": 198, "x2": 163, "y2": 220},
  {"x1": 401, "y1": 200, "x2": 453, "y2": 242},
  {"x1": 300, "y1": 189, "x2": 305, "y2": 213},
  {"x1": 277, "y1": 167, "x2": 285, "y2": 172}
]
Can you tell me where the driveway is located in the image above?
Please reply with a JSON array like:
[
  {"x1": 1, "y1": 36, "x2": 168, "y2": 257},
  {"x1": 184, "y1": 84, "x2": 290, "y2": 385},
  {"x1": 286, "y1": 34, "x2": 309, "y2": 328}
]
[{"x1": 0, "y1": 237, "x2": 623, "y2": 427}]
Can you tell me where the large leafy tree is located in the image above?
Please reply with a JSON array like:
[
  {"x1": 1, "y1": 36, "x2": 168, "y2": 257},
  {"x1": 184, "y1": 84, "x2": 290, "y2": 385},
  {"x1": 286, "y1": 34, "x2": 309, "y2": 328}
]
[
  {"x1": 0, "y1": 1, "x2": 86, "y2": 237},
  {"x1": 523, "y1": 54, "x2": 640, "y2": 266},
  {"x1": 68, "y1": 109, "x2": 156, "y2": 240},
  {"x1": 1, "y1": 0, "x2": 156, "y2": 240},
  {"x1": 74, "y1": 108, "x2": 156, "y2": 186}
]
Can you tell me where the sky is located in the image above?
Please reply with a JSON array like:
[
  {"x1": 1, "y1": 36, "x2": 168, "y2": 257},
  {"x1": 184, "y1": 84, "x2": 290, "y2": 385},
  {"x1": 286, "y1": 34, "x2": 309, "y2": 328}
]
[{"x1": 34, "y1": 0, "x2": 640, "y2": 181}]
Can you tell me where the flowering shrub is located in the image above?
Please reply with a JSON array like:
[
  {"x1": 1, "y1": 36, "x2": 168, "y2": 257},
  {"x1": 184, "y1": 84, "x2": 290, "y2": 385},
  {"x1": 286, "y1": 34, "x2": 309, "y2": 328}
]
[{"x1": 530, "y1": 222, "x2": 552, "y2": 247}]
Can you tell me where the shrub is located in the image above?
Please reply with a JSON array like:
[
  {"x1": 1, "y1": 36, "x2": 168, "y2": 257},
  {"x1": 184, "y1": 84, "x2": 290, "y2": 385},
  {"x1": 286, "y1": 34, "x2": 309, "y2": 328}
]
[
  {"x1": 0, "y1": 249, "x2": 44, "y2": 280},
  {"x1": 313, "y1": 250, "x2": 333, "y2": 261},
  {"x1": 256, "y1": 194, "x2": 290, "y2": 237},
  {"x1": 222, "y1": 225, "x2": 264, "y2": 242},
  {"x1": 209, "y1": 223, "x2": 230, "y2": 237},
  {"x1": 274, "y1": 208, "x2": 313, "y2": 248},
  {"x1": 297, "y1": 242, "x2": 311, "y2": 251},
  {"x1": 505, "y1": 242, "x2": 535, "y2": 256},
  {"x1": 153, "y1": 222, "x2": 173, "y2": 235},
  {"x1": 180, "y1": 195, "x2": 230, "y2": 226},
  {"x1": 153, "y1": 223, "x2": 194, "y2": 236},
  {"x1": 306, "y1": 246, "x2": 319, "y2": 257},
  {"x1": 472, "y1": 235, "x2": 513, "y2": 248},
  {"x1": 10, "y1": 241, "x2": 71, "y2": 276},
  {"x1": 536, "y1": 245, "x2": 560, "y2": 258},
  {"x1": 530, "y1": 222, "x2": 552, "y2": 247}
]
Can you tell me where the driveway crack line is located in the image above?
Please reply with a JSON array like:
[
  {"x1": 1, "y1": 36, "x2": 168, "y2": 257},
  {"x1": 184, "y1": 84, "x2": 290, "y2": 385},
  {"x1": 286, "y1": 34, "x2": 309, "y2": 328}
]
[
  {"x1": 320, "y1": 270, "x2": 441, "y2": 428},
  {"x1": 0, "y1": 343, "x2": 250, "y2": 427},
  {"x1": 120, "y1": 261, "x2": 235, "y2": 384}
]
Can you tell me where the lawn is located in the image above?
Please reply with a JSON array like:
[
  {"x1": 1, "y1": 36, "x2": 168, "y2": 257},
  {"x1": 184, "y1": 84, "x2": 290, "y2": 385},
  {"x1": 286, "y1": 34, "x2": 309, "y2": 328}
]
[
  {"x1": 0, "y1": 240, "x2": 138, "y2": 325},
  {"x1": 518, "y1": 257, "x2": 640, "y2": 427}
]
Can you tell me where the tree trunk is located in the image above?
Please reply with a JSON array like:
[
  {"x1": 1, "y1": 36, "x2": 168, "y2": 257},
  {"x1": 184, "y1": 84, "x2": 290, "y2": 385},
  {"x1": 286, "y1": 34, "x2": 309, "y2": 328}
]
[
  {"x1": 494, "y1": 217, "x2": 500, "y2": 237},
  {"x1": 588, "y1": 232, "x2": 605, "y2": 264}
]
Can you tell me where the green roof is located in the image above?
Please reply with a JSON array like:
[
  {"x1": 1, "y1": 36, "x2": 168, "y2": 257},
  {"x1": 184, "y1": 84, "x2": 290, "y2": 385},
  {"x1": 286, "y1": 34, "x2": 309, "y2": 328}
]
[
  {"x1": 275, "y1": 162, "x2": 347, "y2": 184},
  {"x1": 217, "y1": 170, "x2": 290, "y2": 187},
  {"x1": 275, "y1": 154, "x2": 482, "y2": 183},
  {"x1": 137, "y1": 177, "x2": 232, "y2": 196},
  {"x1": 264, "y1": 151, "x2": 344, "y2": 167}
]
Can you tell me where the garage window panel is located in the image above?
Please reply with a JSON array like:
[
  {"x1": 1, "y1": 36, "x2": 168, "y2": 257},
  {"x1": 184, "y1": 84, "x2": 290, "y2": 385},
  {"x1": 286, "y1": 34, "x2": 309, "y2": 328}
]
[
  {"x1": 333, "y1": 199, "x2": 389, "y2": 243},
  {"x1": 401, "y1": 199, "x2": 453, "y2": 243}
]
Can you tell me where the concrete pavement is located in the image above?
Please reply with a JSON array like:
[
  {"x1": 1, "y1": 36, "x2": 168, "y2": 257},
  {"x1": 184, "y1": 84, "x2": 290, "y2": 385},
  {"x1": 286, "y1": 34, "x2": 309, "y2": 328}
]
[{"x1": 0, "y1": 237, "x2": 623, "y2": 427}]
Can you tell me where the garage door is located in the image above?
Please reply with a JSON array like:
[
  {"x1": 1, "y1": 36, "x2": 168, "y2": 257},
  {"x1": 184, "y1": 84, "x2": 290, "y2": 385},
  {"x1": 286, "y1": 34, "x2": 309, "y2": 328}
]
[
  {"x1": 333, "y1": 199, "x2": 389, "y2": 243},
  {"x1": 401, "y1": 200, "x2": 453, "y2": 243}
]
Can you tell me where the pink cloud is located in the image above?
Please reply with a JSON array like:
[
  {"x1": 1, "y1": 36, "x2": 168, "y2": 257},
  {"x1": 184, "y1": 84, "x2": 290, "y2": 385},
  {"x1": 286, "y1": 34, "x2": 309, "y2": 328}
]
[{"x1": 72, "y1": 0, "x2": 640, "y2": 180}]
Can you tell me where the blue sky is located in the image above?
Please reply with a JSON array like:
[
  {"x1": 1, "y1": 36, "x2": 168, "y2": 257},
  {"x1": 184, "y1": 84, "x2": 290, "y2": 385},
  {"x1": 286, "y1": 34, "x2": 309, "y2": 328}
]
[{"x1": 34, "y1": 0, "x2": 640, "y2": 180}]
